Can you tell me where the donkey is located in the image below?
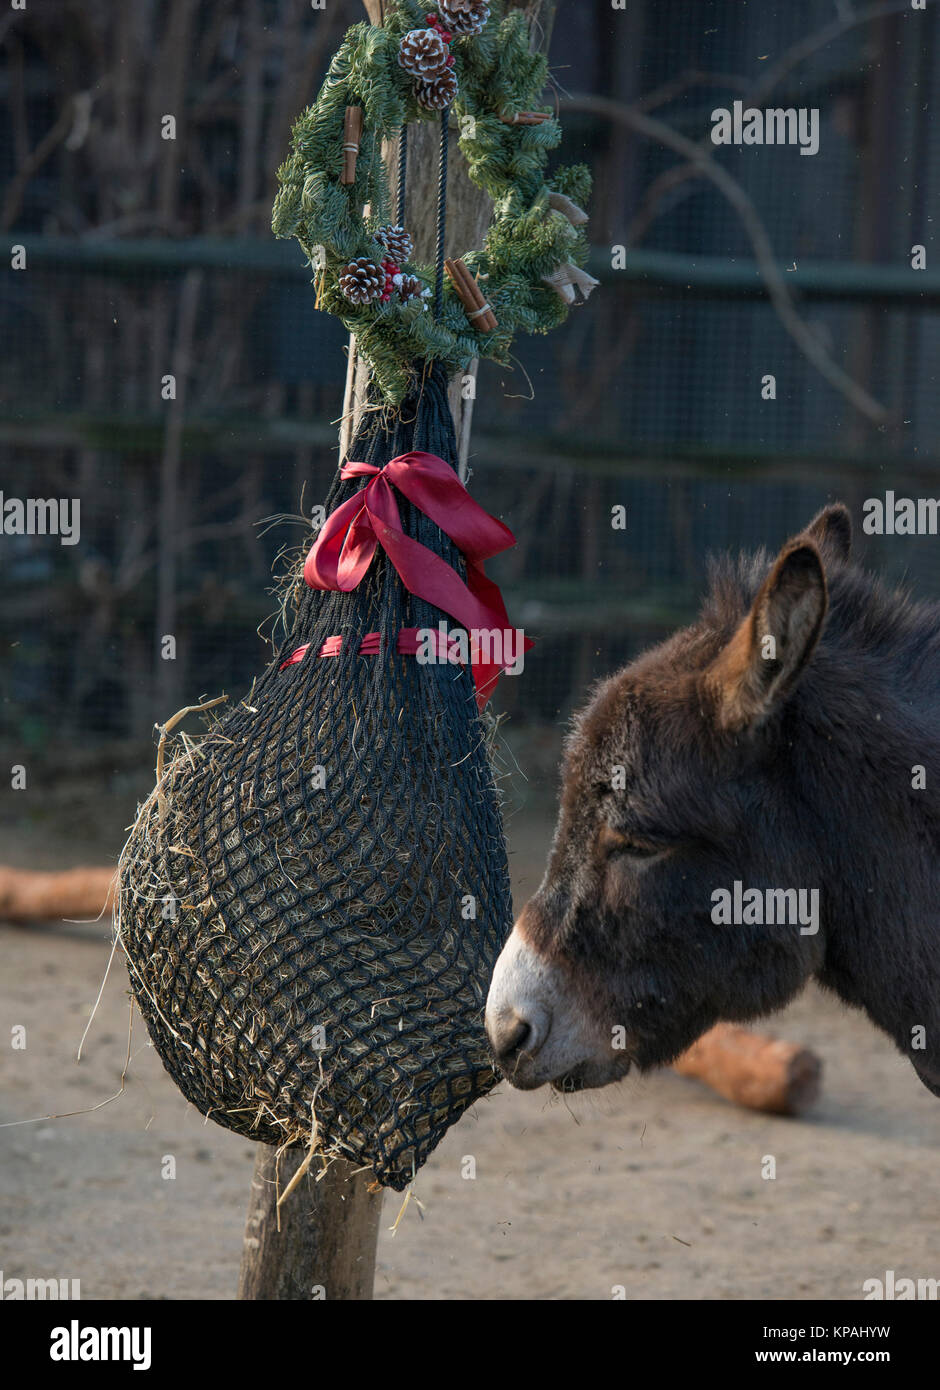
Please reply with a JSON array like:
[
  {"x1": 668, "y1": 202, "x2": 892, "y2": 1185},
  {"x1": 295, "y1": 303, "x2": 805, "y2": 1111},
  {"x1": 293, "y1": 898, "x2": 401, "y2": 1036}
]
[{"x1": 486, "y1": 505, "x2": 940, "y2": 1099}]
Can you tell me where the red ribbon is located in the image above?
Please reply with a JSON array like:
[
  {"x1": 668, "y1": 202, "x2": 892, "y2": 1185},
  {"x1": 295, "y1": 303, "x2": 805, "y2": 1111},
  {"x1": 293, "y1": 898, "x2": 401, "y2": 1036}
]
[
  {"x1": 303, "y1": 451, "x2": 531, "y2": 709},
  {"x1": 280, "y1": 628, "x2": 461, "y2": 668}
]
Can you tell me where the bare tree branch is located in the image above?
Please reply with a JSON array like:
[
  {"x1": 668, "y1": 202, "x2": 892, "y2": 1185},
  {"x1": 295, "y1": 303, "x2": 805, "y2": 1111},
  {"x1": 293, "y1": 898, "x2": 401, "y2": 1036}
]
[
  {"x1": 1, "y1": 95, "x2": 77, "y2": 230},
  {"x1": 563, "y1": 92, "x2": 888, "y2": 426},
  {"x1": 627, "y1": 0, "x2": 913, "y2": 249}
]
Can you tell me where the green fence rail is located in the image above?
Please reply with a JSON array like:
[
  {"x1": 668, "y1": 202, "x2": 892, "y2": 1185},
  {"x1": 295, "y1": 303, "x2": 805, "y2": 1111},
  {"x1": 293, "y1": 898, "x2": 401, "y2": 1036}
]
[{"x1": 11, "y1": 235, "x2": 940, "y2": 305}]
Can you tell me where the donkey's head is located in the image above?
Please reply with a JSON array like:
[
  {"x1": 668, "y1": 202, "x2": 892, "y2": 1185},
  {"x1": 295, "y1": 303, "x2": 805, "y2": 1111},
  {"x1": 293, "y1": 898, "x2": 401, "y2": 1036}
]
[{"x1": 486, "y1": 506, "x2": 853, "y2": 1091}]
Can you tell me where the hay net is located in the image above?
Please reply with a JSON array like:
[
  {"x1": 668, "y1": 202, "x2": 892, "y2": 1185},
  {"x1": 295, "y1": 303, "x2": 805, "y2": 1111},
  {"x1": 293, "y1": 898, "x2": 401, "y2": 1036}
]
[{"x1": 118, "y1": 364, "x2": 512, "y2": 1190}]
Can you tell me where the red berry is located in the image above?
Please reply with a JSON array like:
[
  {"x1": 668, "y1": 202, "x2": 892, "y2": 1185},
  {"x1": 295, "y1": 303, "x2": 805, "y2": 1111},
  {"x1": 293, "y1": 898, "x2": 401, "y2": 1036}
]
[
  {"x1": 446, "y1": 54, "x2": 455, "y2": 65},
  {"x1": 440, "y1": 31, "x2": 452, "y2": 42},
  {"x1": 426, "y1": 12, "x2": 436, "y2": 21}
]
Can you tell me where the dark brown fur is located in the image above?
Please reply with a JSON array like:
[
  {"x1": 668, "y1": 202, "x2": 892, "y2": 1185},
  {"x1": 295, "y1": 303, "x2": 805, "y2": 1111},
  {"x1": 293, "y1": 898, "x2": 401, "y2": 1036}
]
[{"x1": 520, "y1": 506, "x2": 940, "y2": 1095}]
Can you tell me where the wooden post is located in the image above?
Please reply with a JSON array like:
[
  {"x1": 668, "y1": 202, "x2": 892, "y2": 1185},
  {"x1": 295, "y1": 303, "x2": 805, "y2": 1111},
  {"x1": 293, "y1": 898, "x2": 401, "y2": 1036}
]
[
  {"x1": 240, "y1": 0, "x2": 562, "y2": 1302},
  {"x1": 342, "y1": 0, "x2": 561, "y2": 461},
  {"x1": 238, "y1": 1148, "x2": 383, "y2": 1301}
]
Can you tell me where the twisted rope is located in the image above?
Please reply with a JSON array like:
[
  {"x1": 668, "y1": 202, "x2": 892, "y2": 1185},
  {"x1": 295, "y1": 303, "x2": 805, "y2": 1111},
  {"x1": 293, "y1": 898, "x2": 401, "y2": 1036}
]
[
  {"x1": 435, "y1": 106, "x2": 449, "y2": 321},
  {"x1": 397, "y1": 123, "x2": 408, "y2": 225}
]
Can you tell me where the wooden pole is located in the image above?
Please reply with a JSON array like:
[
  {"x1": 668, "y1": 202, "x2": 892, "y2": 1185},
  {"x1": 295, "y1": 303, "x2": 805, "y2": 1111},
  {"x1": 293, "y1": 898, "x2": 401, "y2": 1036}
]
[{"x1": 238, "y1": 1148, "x2": 383, "y2": 1301}]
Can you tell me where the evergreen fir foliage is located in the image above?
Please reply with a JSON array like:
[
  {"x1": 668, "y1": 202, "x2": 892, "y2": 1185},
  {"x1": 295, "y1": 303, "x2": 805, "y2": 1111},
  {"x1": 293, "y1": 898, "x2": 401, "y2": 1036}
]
[{"x1": 272, "y1": 0, "x2": 592, "y2": 404}]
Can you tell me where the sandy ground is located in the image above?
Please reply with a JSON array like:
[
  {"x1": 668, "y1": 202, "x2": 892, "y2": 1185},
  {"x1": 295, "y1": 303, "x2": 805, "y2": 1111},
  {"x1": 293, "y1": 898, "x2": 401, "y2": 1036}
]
[{"x1": 1, "y1": 781, "x2": 938, "y2": 1301}]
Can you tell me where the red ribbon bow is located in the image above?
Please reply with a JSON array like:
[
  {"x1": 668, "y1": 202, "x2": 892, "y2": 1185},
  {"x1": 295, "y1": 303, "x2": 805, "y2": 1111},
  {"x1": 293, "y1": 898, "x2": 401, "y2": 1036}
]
[{"x1": 304, "y1": 450, "x2": 531, "y2": 708}]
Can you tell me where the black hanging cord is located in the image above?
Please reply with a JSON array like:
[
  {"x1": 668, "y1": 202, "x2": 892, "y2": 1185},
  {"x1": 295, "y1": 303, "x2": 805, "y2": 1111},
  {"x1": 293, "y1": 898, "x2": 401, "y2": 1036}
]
[
  {"x1": 434, "y1": 106, "x2": 450, "y2": 321},
  {"x1": 397, "y1": 123, "x2": 408, "y2": 225}
]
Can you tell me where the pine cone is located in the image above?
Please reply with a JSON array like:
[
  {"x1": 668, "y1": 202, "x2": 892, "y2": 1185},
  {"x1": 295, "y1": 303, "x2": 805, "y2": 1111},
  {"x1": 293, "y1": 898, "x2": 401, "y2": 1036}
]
[
  {"x1": 437, "y1": 0, "x2": 490, "y2": 36},
  {"x1": 376, "y1": 224, "x2": 414, "y2": 263},
  {"x1": 338, "y1": 257, "x2": 383, "y2": 306},
  {"x1": 414, "y1": 67, "x2": 458, "y2": 111},
  {"x1": 396, "y1": 273, "x2": 430, "y2": 305},
  {"x1": 399, "y1": 27, "x2": 449, "y2": 80}
]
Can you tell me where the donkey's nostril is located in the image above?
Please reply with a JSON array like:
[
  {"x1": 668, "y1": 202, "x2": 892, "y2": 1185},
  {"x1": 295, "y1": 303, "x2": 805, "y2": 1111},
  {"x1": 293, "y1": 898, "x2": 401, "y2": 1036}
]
[
  {"x1": 503, "y1": 1016, "x2": 531, "y2": 1057},
  {"x1": 489, "y1": 1009, "x2": 543, "y2": 1066}
]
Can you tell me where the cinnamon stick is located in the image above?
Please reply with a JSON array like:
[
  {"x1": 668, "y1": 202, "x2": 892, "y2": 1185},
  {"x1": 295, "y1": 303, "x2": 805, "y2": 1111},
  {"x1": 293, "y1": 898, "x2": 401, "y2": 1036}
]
[
  {"x1": 500, "y1": 111, "x2": 553, "y2": 126},
  {"x1": 340, "y1": 106, "x2": 363, "y2": 186},
  {"x1": 444, "y1": 257, "x2": 497, "y2": 333}
]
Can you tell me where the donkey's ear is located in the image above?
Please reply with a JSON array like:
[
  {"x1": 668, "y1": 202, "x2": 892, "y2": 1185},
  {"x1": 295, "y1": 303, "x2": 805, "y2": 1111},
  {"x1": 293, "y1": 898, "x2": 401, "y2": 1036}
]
[
  {"x1": 707, "y1": 541, "x2": 827, "y2": 731},
  {"x1": 804, "y1": 503, "x2": 851, "y2": 563}
]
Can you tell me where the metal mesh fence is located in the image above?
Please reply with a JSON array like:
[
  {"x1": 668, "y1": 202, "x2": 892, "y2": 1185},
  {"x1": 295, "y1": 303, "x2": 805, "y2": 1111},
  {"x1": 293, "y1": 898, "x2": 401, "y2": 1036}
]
[{"x1": 1, "y1": 0, "x2": 938, "y2": 759}]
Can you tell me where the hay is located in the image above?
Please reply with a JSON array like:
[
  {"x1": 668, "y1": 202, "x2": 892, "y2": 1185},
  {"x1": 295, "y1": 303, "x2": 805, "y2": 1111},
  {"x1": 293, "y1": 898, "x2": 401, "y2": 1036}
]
[{"x1": 117, "y1": 367, "x2": 511, "y2": 1190}]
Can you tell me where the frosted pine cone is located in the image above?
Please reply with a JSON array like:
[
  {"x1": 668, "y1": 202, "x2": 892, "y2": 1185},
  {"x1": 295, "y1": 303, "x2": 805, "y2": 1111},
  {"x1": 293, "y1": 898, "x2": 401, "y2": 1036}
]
[
  {"x1": 338, "y1": 257, "x2": 383, "y2": 305},
  {"x1": 399, "y1": 28, "x2": 449, "y2": 80},
  {"x1": 437, "y1": 0, "x2": 490, "y2": 36},
  {"x1": 414, "y1": 67, "x2": 458, "y2": 111},
  {"x1": 396, "y1": 273, "x2": 430, "y2": 305},
  {"x1": 376, "y1": 224, "x2": 414, "y2": 263}
]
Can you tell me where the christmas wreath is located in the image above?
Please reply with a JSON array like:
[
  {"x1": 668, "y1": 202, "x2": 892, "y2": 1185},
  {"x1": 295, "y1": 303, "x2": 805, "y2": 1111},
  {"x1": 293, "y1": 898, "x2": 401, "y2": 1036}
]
[{"x1": 271, "y1": 0, "x2": 595, "y2": 403}]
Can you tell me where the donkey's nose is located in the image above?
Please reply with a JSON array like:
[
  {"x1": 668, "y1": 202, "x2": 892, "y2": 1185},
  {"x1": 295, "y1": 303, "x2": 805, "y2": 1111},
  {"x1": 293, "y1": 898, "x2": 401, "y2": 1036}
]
[{"x1": 487, "y1": 1007, "x2": 547, "y2": 1067}]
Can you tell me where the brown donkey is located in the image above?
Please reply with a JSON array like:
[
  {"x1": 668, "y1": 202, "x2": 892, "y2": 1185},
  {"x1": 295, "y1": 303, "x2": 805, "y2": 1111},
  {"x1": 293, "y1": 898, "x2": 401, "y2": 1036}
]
[{"x1": 486, "y1": 505, "x2": 940, "y2": 1099}]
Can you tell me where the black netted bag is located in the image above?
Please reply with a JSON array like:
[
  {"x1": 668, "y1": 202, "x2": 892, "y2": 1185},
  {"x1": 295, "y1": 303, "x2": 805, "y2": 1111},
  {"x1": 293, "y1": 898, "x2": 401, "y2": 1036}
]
[{"x1": 118, "y1": 365, "x2": 512, "y2": 1190}]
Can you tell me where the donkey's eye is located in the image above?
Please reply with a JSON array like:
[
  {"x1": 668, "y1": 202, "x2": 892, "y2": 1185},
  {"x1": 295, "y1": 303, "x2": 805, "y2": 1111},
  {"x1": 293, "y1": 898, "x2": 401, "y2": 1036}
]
[
  {"x1": 598, "y1": 825, "x2": 662, "y2": 860},
  {"x1": 615, "y1": 840, "x2": 662, "y2": 861}
]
